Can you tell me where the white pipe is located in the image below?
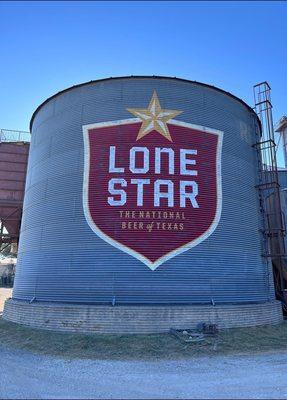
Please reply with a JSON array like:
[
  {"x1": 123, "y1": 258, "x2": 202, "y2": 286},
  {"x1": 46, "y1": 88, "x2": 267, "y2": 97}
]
[
  {"x1": 282, "y1": 127, "x2": 287, "y2": 168},
  {"x1": 275, "y1": 117, "x2": 287, "y2": 168}
]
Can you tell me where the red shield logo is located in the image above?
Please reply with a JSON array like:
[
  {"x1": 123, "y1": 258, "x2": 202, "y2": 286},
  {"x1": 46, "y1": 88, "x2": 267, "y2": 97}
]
[{"x1": 83, "y1": 92, "x2": 223, "y2": 270}]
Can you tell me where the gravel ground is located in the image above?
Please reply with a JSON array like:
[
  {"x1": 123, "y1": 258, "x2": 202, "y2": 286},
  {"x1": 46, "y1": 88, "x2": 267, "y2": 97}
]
[
  {"x1": 1, "y1": 289, "x2": 287, "y2": 399},
  {"x1": 1, "y1": 345, "x2": 287, "y2": 399}
]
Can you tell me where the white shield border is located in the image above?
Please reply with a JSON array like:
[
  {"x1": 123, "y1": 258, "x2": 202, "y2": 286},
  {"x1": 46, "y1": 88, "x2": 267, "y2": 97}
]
[{"x1": 83, "y1": 118, "x2": 223, "y2": 271}]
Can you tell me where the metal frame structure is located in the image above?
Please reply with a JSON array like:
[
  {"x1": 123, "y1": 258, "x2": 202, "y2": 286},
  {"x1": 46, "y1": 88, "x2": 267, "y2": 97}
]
[
  {"x1": 0, "y1": 129, "x2": 30, "y2": 144},
  {"x1": 0, "y1": 208, "x2": 22, "y2": 253},
  {"x1": 253, "y1": 82, "x2": 287, "y2": 305}
]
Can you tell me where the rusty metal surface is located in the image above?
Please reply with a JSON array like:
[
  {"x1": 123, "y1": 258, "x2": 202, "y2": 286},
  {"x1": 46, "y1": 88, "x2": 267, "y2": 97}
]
[{"x1": 0, "y1": 142, "x2": 29, "y2": 240}]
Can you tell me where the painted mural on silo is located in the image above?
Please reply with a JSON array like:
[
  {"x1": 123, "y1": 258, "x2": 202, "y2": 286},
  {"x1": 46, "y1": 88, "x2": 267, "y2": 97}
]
[{"x1": 83, "y1": 91, "x2": 223, "y2": 270}]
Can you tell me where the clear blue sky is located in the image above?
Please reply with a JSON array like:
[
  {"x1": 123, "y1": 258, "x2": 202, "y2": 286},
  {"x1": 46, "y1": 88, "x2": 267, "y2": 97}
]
[{"x1": 1, "y1": 1, "x2": 286, "y2": 163}]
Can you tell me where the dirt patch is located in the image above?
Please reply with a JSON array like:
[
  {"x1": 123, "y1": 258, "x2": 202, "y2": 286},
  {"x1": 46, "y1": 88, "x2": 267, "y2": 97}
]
[{"x1": 1, "y1": 315, "x2": 287, "y2": 361}]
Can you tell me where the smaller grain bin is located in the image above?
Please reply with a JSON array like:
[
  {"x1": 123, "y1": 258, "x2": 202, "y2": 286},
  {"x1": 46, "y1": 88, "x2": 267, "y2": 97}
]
[{"x1": 3, "y1": 76, "x2": 283, "y2": 333}]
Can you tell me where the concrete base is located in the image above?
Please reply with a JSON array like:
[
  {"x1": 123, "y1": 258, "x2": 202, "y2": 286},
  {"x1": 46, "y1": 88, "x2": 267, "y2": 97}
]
[{"x1": 3, "y1": 299, "x2": 283, "y2": 334}]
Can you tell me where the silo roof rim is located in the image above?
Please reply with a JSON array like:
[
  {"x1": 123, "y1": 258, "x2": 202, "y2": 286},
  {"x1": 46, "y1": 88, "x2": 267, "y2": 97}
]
[{"x1": 29, "y1": 75, "x2": 260, "y2": 131}]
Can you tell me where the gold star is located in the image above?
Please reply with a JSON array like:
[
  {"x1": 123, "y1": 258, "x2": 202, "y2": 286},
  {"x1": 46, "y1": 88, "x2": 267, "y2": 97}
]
[{"x1": 127, "y1": 91, "x2": 182, "y2": 142}]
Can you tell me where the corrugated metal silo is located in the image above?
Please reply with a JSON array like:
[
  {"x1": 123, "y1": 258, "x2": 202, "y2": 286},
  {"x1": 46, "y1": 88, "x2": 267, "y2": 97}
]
[{"x1": 3, "y1": 76, "x2": 282, "y2": 332}]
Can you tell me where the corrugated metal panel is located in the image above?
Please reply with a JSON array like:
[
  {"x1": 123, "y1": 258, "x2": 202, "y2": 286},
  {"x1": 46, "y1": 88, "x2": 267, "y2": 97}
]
[
  {"x1": 0, "y1": 142, "x2": 29, "y2": 236},
  {"x1": 278, "y1": 170, "x2": 287, "y2": 189},
  {"x1": 12, "y1": 77, "x2": 274, "y2": 305}
]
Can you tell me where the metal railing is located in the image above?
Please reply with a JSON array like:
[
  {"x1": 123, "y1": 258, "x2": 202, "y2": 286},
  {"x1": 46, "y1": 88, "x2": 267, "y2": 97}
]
[{"x1": 0, "y1": 129, "x2": 30, "y2": 143}]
